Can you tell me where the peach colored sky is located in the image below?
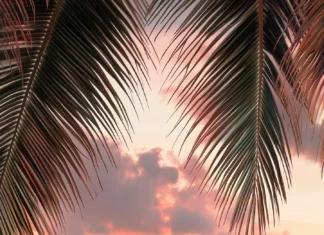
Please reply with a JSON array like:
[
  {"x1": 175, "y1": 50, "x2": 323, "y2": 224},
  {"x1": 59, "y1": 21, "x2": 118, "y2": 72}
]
[{"x1": 34, "y1": 27, "x2": 324, "y2": 235}]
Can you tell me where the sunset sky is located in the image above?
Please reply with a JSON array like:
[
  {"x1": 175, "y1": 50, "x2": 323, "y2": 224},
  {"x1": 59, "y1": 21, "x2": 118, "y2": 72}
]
[{"x1": 51, "y1": 21, "x2": 324, "y2": 235}]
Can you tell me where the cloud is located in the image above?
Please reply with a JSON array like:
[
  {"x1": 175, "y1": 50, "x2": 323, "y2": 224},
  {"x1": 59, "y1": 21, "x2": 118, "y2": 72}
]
[
  {"x1": 87, "y1": 224, "x2": 110, "y2": 234},
  {"x1": 59, "y1": 141, "x2": 220, "y2": 235},
  {"x1": 137, "y1": 149, "x2": 178, "y2": 184},
  {"x1": 168, "y1": 206, "x2": 214, "y2": 234},
  {"x1": 167, "y1": 156, "x2": 232, "y2": 235},
  {"x1": 80, "y1": 146, "x2": 174, "y2": 234},
  {"x1": 59, "y1": 136, "x2": 301, "y2": 235}
]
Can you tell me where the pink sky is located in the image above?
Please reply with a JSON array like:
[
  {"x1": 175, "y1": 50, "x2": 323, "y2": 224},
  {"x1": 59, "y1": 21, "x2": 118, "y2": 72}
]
[{"x1": 34, "y1": 27, "x2": 324, "y2": 235}]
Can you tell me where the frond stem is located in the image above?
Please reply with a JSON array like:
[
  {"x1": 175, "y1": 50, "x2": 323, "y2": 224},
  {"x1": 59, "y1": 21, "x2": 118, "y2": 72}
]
[
  {"x1": 0, "y1": 0, "x2": 64, "y2": 188},
  {"x1": 255, "y1": 0, "x2": 264, "y2": 169}
]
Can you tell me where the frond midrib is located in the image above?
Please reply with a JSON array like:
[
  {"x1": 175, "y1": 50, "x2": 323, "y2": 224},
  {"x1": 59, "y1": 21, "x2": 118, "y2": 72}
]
[
  {"x1": 254, "y1": 0, "x2": 264, "y2": 180},
  {"x1": 0, "y1": 0, "x2": 64, "y2": 189}
]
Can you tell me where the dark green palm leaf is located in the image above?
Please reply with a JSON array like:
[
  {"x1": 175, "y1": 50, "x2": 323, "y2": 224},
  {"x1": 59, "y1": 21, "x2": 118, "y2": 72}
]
[
  {"x1": 147, "y1": 1, "x2": 300, "y2": 234},
  {"x1": 0, "y1": 0, "x2": 151, "y2": 234}
]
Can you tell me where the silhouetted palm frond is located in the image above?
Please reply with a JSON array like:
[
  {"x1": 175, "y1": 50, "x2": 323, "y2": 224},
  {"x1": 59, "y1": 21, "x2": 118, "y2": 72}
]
[
  {"x1": 281, "y1": 0, "x2": 324, "y2": 168},
  {"x1": 147, "y1": 1, "x2": 302, "y2": 234},
  {"x1": 0, "y1": 0, "x2": 150, "y2": 234}
]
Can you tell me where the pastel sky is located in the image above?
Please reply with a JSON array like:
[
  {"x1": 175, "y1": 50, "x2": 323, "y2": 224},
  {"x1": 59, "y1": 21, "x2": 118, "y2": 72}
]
[{"x1": 36, "y1": 21, "x2": 324, "y2": 235}]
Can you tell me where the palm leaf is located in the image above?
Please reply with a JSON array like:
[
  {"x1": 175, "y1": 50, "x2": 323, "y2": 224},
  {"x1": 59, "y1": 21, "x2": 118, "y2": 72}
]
[
  {"x1": 147, "y1": 1, "x2": 300, "y2": 234},
  {"x1": 281, "y1": 0, "x2": 324, "y2": 168},
  {"x1": 282, "y1": 0, "x2": 323, "y2": 112},
  {"x1": 0, "y1": 0, "x2": 151, "y2": 234}
]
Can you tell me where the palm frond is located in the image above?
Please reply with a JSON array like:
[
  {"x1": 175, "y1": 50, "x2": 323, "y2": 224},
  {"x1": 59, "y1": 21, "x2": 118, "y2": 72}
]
[
  {"x1": 0, "y1": 0, "x2": 151, "y2": 234},
  {"x1": 282, "y1": 0, "x2": 323, "y2": 112},
  {"x1": 280, "y1": 0, "x2": 324, "y2": 167},
  {"x1": 147, "y1": 1, "x2": 300, "y2": 234}
]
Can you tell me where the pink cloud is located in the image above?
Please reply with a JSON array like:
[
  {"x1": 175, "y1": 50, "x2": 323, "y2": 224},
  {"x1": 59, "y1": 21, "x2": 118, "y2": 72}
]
[
  {"x1": 58, "y1": 141, "x2": 223, "y2": 235},
  {"x1": 57, "y1": 137, "x2": 302, "y2": 235}
]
